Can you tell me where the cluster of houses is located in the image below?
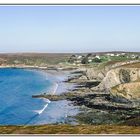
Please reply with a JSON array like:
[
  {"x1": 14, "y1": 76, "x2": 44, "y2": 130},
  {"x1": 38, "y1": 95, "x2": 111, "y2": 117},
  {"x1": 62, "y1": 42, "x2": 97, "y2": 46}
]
[
  {"x1": 68, "y1": 53, "x2": 101, "y2": 64},
  {"x1": 68, "y1": 52, "x2": 140, "y2": 64},
  {"x1": 106, "y1": 52, "x2": 126, "y2": 57},
  {"x1": 106, "y1": 52, "x2": 140, "y2": 59}
]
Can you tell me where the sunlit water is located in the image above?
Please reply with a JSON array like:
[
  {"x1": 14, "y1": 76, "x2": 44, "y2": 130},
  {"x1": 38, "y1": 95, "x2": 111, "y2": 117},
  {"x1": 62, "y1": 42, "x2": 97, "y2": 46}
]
[{"x1": 0, "y1": 68, "x2": 79, "y2": 125}]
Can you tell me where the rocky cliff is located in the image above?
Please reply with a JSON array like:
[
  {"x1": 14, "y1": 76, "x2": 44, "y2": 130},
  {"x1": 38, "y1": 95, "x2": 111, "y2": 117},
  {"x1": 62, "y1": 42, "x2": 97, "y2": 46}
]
[
  {"x1": 90, "y1": 67, "x2": 140, "y2": 102},
  {"x1": 85, "y1": 67, "x2": 106, "y2": 81},
  {"x1": 111, "y1": 82, "x2": 140, "y2": 100}
]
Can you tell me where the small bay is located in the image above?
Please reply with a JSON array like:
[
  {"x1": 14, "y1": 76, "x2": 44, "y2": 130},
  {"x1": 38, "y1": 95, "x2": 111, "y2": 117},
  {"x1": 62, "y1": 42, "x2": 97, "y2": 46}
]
[{"x1": 0, "y1": 68, "x2": 78, "y2": 125}]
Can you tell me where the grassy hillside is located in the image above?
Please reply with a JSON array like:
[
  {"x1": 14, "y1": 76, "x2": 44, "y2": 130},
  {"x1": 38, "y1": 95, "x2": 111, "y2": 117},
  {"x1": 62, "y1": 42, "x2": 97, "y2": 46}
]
[
  {"x1": 0, "y1": 53, "x2": 71, "y2": 65},
  {"x1": 0, "y1": 124, "x2": 140, "y2": 134}
]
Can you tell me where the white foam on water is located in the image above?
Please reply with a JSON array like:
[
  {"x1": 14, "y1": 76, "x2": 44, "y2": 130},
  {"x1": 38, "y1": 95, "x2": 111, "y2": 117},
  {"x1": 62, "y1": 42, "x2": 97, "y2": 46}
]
[
  {"x1": 52, "y1": 83, "x2": 58, "y2": 95},
  {"x1": 34, "y1": 83, "x2": 58, "y2": 115},
  {"x1": 34, "y1": 98, "x2": 51, "y2": 115},
  {"x1": 34, "y1": 103, "x2": 49, "y2": 115},
  {"x1": 43, "y1": 98, "x2": 51, "y2": 103}
]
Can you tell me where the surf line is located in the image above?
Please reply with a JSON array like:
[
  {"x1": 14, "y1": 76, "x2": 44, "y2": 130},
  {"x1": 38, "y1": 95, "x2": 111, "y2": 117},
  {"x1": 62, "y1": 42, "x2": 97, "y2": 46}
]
[
  {"x1": 52, "y1": 83, "x2": 59, "y2": 95},
  {"x1": 24, "y1": 101, "x2": 49, "y2": 126},
  {"x1": 24, "y1": 82, "x2": 59, "y2": 125},
  {"x1": 34, "y1": 103, "x2": 48, "y2": 115},
  {"x1": 35, "y1": 82, "x2": 59, "y2": 115},
  {"x1": 24, "y1": 83, "x2": 58, "y2": 126},
  {"x1": 23, "y1": 101, "x2": 50, "y2": 126},
  {"x1": 35, "y1": 82, "x2": 58, "y2": 115}
]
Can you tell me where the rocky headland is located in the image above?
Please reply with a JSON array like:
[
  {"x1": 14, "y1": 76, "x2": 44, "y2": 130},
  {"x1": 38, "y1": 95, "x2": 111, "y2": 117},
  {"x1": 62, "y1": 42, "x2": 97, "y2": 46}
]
[{"x1": 32, "y1": 61, "x2": 140, "y2": 126}]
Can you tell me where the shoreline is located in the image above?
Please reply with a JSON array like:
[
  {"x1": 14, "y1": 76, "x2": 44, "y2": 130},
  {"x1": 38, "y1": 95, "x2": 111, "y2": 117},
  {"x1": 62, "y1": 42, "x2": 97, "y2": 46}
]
[
  {"x1": 1, "y1": 65, "x2": 140, "y2": 125},
  {"x1": 31, "y1": 68, "x2": 140, "y2": 127},
  {"x1": 0, "y1": 65, "x2": 48, "y2": 69},
  {"x1": 1, "y1": 65, "x2": 140, "y2": 133},
  {"x1": 37, "y1": 69, "x2": 77, "y2": 95},
  {"x1": 0, "y1": 64, "x2": 78, "y2": 71},
  {"x1": 0, "y1": 66, "x2": 80, "y2": 125}
]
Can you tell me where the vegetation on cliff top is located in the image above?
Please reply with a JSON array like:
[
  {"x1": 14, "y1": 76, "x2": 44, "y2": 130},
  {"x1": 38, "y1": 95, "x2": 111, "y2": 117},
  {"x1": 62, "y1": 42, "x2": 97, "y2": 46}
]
[{"x1": 0, "y1": 124, "x2": 140, "y2": 134}]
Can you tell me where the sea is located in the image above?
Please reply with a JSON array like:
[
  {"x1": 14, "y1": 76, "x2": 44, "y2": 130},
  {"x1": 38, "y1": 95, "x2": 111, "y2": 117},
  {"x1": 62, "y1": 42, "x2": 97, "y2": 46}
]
[{"x1": 0, "y1": 68, "x2": 78, "y2": 125}]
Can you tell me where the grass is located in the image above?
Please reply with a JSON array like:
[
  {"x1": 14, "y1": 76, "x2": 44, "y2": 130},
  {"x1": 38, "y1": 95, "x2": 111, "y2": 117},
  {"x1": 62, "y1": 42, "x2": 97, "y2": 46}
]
[
  {"x1": 0, "y1": 53, "x2": 71, "y2": 65},
  {"x1": 0, "y1": 124, "x2": 140, "y2": 134},
  {"x1": 121, "y1": 62, "x2": 140, "y2": 68}
]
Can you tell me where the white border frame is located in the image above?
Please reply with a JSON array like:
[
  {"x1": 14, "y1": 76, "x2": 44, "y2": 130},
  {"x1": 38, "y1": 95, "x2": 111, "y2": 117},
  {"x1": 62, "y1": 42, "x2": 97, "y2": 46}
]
[
  {"x1": 0, "y1": 0, "x2": 140, "y2": 4},
  {"x1": 0, "y1": 1, "x2": 140, "y2": 139}
]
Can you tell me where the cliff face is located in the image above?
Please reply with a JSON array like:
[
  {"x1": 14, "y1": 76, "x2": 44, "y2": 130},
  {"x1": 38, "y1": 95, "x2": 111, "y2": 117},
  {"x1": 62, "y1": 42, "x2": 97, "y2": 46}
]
[
  {"x1": 111, "y1": 82, "x2": 140, "y2": 100},
  {"x1": 77, "y1": 62, "x2": 140, "y2": 103},
  {"x1": 91, "y1": 68, "x2": 140, "y2": 93},
  {"x1": 85, "y1": 68, "x2": 106, "y2": 81}
]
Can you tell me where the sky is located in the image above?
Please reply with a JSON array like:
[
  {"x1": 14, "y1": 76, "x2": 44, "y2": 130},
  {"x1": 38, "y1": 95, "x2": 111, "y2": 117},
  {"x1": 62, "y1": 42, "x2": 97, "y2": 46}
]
[{"x1": 0, "y1": 6, "x2": 140, "y2": 53}]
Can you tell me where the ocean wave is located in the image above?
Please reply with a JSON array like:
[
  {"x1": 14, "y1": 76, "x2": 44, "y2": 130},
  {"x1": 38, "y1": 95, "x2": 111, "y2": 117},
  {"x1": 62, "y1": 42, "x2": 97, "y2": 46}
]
[{"x1": 34, "y1": 103, "x2": 49, "y2": 115}]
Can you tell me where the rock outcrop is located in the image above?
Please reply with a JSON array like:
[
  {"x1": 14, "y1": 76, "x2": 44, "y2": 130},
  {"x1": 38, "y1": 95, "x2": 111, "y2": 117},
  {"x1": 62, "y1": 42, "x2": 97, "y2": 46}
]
[
  {"x1": 85, "y1": 68, "x2": 106, "y2": 81},
  {"x1": 111, "y1": 82, "x2": 140, "y2": 100},
  {"x1": 92, "y1": 68, "x2": 140, "y2": 92}
]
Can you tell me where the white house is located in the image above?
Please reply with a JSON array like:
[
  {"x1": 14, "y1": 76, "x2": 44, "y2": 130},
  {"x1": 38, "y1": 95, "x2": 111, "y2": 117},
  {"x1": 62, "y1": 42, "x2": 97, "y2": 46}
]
[
  {"x1": 88, "y1": 59, "x2": 92, "y2": 63},
  {"x1": 121, "y1": 53, "x2": 126, "y2": 55},
  {"x1": 115, "y1": 54, "x2": 120, "y2": 56},
  {"x1": 77, "y1": 55, "x2": 82, "y2": 59},
  {"x1": 106, "y1": 53, "x2": 115, "y2": 56}
]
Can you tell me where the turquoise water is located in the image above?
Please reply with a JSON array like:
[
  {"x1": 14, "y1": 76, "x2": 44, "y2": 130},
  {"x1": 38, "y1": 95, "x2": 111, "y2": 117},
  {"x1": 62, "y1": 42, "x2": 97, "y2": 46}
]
[{"x1": 0, "y1": 68, "x2": 78, "y2": 125}]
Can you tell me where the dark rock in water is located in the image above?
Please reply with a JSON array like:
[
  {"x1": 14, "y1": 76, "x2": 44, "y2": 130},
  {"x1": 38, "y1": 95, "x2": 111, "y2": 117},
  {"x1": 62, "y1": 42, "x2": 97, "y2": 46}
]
[
  {"x1": 70, "y1": 70, "x2": 85, "y2": 74},
  {"x1": 109, "y1": 94, "x2": 132, "y2": 104},
  {"x1": 66, "y1": 75, "x2": 82, "y2": 82},
  {"x1": 68, "y1": 93, "x2": 135, "y2": 111},
  {"x1": 85, "y1": 81, "x2": 100, "y2": 88},
  {"x1": 46, "y1": 67, "x2": 58, "y2": 70},
  {"x1": 73, "y1": 81, "x2": 100, "y2": 88},
  {"x1": 32, "y1": 94, "x2": 66, "y2": 101}
]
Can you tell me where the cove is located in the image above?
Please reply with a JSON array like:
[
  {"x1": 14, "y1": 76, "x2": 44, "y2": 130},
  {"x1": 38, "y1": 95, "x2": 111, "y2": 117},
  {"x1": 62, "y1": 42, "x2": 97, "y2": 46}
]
[{"x1": 0, "y1": 68, "x2": 78, "y2": 125}]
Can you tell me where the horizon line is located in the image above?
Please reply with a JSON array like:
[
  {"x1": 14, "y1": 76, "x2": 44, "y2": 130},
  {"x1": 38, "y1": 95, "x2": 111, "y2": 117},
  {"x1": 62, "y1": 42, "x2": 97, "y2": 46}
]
[{"x1": 0, "y1": 51, "x2": 139, "y2": 54}]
